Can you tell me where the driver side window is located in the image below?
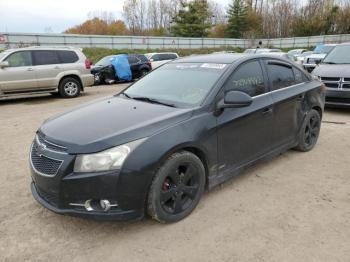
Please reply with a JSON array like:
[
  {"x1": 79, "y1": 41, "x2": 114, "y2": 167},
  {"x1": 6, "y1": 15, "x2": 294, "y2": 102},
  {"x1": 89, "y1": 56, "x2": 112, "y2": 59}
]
[
  {"x1": 224, "y1": 60, "x2": 266, "y2": 97},
  {"x1": 5, "y1": 51, "x2": 32, "y2": 67}
]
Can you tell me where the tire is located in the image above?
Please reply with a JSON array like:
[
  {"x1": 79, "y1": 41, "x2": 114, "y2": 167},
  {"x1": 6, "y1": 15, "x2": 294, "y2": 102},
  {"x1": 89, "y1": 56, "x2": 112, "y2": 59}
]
[
  {"x1": 294, "y1": 109, "x2": 321, "y2": 152},
  {"x1": 58, "y1": 77, "x2": 81, "y2": 98},
  {"x1": 147, "y1": 151, "x2": 206, "y2": 223}
]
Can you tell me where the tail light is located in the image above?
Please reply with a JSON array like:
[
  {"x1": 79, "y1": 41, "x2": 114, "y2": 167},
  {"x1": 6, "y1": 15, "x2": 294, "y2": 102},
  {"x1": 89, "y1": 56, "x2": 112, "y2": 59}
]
[{"x1": 85, "y1": 59, "x2": 92, "y2": 69}]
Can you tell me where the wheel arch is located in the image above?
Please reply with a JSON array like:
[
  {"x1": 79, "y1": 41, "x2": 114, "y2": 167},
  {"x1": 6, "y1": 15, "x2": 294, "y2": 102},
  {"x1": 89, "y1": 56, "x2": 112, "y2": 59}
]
[
  {"x1": 59, "y1": 74, "x2": 83, "y2": 91},
  {"x1": 312, "y1": 105, "x2": 323, "y2": 119},
  {"x1": 157, "y1": 144, "x2": 210, "y2": 189}
]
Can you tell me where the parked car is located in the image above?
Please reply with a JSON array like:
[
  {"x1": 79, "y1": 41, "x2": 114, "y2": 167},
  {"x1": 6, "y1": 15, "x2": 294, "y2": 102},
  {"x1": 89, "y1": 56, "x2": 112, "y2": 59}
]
[
  {"x1": 313, "y1": 43, "x2": 350, "y2": 107},
  {"x1": 30, "y1": 53, "x2": 325, "y2": 223},
  {"x1": 144, "y1": 52, "x2": 179, "y2": 69},
  {"x1": 294, "y1": 51, "x2": 314, "y2": 65},
  {"x1": 287, "y1": 49, "x2": 308, "y2": 57},
  {"x1": 0, "y1": 46, "x2": 94, "y2": 98},
  {"x1": 303, "y1": 44, "x2": 337, "y2": 72},
  {"x1": 91, "y1": 54, "x2": 151, "y2": 84}
]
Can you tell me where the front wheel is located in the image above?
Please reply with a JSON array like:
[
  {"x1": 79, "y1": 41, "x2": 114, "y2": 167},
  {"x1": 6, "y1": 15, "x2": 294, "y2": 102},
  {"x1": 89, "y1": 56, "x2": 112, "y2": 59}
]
[
  {"x1": 147, "y1": 151, "x2": 206, "y2": 223},
  {"x1": 58, "y1": 77, "x2": 81, "y2": 98},
  {"x1": 294, "y1": 109, "x2": 321, "y2": 152}
]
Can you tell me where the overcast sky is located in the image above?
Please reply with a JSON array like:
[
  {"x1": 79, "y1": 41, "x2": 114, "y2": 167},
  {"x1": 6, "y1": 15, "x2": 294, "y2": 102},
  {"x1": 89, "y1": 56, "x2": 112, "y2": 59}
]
[{"x1": 0, "y1": 0, "x2": 231, "y2": 33}]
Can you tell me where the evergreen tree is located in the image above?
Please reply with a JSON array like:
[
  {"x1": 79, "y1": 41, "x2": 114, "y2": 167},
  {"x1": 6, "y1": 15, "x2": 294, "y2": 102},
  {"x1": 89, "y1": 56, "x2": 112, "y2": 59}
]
[
  {"x1": 226, "y1": 0, "x2": 248, "y2": 38},
  {"x1": 171, "y1": 0, "x2": 212, "y2": 37}
]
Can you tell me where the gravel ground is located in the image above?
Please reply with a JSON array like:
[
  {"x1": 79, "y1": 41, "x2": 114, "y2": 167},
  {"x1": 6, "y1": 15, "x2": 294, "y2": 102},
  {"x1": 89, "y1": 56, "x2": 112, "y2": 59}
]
[{"x1": 0, "y1": 85, "x2": 350, "y2": 262}]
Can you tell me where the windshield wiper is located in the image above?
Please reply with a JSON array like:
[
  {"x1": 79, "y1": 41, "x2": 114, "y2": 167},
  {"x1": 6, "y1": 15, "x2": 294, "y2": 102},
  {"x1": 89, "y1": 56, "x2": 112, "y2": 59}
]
[
  {"x1": 121, "y1": 92, "x2": 131, "y2": 98},
  {"x1": 322, "y1": 62, "x2": 337, "y2": 64},
  {"x1": 131, "y1": 96, "x2": 176, "y2": 108}
]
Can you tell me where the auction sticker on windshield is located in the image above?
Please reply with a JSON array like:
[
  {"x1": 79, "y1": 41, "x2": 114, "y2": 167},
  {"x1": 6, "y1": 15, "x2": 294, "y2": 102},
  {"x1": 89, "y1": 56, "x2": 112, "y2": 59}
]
[{"x1": 200, "y1": 63, "x2": 226, "y2": 69}]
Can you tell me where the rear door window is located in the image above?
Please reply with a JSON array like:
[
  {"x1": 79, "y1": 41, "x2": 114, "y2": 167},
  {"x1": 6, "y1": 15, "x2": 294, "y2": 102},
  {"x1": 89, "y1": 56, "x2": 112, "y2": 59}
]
[
  {"x1": 266, "y1": 61, "x2": 295, "y2": 90},
  {"x1": 224, "y1": 60, "x2": 266, "y2": 97},
  {"x1": 57, "y1": 50, "x2": 79, "y2": 63},
  {"x1": 33, "y1": 50, "x2": 60, "y2": 65},
  {"x1": 5, "y1": 51, "x2": 32, "y2": 67}
]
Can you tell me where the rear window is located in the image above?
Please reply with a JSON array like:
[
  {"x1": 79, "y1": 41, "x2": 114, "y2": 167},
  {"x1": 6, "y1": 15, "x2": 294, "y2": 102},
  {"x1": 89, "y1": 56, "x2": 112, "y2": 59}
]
[
  {"x1": 33, "y1": 50, "x2": 60, "y2": 65},
  {"x1": 57, "y1": 50, "x2": 79, "y2": 63}
]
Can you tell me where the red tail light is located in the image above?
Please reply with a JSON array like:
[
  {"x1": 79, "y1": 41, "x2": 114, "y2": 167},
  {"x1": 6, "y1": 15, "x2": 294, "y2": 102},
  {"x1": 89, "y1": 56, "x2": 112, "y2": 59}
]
[{"x1": 85, "y1": 59, "x2": 92, "y2": 69}]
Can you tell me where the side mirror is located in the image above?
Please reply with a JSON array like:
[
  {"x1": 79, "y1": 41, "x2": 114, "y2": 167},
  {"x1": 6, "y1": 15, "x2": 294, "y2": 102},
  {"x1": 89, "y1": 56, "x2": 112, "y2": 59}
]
[
  {"x1": 0, "y1": 61, "x2": 9, "y2": 68},
  {"x1": 218, "y1": 91, "x2": 253, "y2": 109}
]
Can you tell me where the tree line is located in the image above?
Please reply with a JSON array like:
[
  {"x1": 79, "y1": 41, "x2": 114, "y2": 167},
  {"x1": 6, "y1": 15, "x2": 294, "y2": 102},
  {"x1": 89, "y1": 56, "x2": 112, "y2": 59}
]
[{"x1": 64, "y1": 0, "x2": 350, "y2": 38}]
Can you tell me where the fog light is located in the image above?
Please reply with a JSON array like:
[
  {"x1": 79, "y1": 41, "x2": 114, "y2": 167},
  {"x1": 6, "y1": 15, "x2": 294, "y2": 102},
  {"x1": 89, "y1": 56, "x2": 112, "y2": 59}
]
[{"x1": 100, "y1": 199, "x2": 111, "y2": 211}]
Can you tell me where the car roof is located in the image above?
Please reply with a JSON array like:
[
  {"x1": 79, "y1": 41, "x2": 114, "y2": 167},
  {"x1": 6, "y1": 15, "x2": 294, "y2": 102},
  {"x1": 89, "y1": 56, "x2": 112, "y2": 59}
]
[
  {"x1": 172, "y1": 53, "x2": 299, "y2": 65},
  {"x1": 174, "y1": 53, "x2": 248, "y2": 64}
]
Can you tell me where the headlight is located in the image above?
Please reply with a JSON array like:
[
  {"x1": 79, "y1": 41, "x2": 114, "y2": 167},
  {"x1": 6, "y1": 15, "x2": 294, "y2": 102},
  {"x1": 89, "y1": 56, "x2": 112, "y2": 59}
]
[
  {"x1": 74, "y1": 138, "x2": 146, "y2": 173},
  {"x1": 312, "y1": 75, "x2": 321, "y2": 81}
]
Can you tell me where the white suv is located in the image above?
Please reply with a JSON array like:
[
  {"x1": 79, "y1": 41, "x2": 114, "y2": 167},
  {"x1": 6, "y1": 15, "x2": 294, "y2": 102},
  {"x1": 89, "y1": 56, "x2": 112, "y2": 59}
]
[
  {"x1": 0, "y1": 46, "x2": 94, "y2": 99},
  {"x1": 145, "y1": 52, "x2": 179, "y2": 69}
]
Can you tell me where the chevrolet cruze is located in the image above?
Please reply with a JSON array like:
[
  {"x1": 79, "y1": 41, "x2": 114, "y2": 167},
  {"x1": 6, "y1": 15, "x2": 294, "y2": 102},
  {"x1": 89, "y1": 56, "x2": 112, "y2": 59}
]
[{"x1": 30, "y1": 54, "x2": 325, "y2": 223}]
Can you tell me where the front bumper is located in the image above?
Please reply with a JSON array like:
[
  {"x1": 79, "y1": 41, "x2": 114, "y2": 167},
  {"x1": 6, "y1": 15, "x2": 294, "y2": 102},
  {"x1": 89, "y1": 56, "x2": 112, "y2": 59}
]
[
  {"x1": 31, "y1": 182, "x2": 143, "y2": 221},
  {"x1": 325, "y1": 89, "x2": 350, "y2": 108},
  {"x1": 29, "y1": 135, "x2": 148, "y2": 221}
]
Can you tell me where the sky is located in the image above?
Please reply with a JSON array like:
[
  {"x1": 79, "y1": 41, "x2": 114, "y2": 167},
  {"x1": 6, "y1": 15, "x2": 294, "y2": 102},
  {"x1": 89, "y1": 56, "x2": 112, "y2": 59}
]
[{"x1": 0, "y1": 0, "x2": 231, "y2": 33}]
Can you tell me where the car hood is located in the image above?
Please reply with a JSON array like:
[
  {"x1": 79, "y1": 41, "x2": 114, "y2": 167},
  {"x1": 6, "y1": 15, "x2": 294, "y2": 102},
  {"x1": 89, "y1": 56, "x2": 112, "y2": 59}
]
[
  {"x1": 39, "y1": 96, "x2": 193, "y2": 154},
  {"x1": 313, "y1": 64, "x2": 350, "y2": 78}
]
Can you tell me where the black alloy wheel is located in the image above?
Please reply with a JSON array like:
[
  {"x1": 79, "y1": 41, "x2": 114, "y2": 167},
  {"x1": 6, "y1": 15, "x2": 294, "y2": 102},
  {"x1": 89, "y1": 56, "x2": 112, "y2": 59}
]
[
  {"x1": 147, "y1": 151, "x2": 205, "y2": 223},
  {"x1": 295, "y1": 109, "x2": 321, "y2": 152}
]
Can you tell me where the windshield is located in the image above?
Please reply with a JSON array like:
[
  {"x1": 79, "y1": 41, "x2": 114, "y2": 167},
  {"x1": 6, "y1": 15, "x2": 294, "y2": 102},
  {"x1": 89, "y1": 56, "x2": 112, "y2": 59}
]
[
  {"x1": 323, "y1": 45, "x2": 350, "y2": 64},
  {"x1": 314, "y1": 45, "x2": 334, "y2": 54},
  {"x1": 123, "y1": 63, "x2": 226, "y2": 107},
  {"x1": 95, "y1": 56, "x2": 114, "y2": 66}
]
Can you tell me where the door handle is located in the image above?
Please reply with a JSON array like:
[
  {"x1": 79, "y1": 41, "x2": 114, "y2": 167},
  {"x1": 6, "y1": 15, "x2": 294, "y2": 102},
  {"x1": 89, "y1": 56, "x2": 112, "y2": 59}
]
[
  {"x1": 262, "y1": 107, "x2": 273, "y2": 115},
  {"x1": 27, "y1": 68, "x2": 34, "y2": 71}
]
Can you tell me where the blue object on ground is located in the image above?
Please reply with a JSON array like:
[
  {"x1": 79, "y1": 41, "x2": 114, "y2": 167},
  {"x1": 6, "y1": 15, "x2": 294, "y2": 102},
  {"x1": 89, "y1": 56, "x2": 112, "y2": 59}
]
[{"x1": 110, "y1": 54, "x2": 132, "y2": 81}]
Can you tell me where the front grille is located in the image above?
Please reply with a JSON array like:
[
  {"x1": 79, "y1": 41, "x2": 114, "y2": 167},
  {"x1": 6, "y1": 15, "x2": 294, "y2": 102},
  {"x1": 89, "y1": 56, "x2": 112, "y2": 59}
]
[
  {"x1": 324, "y1": 83, "x2": 339, "y2": 88},
  {"x1": 321, "y1": 77, "x2": 340, "y2": 82},
  {"x1": 344, "y1": 78, "x2": 350, "y2": 82},
  {"x1": 342, "y1": 84, "x2": 350, "y2": 89},
  {"x1": 31, "y1": 144, "x2": 63, "y2": 177},
  {"x1": 37, "y1": 135, "x2": 67, "y2": 153},
  {"x1": 36, "y1": 186, "x2": 59, "y2": 207}
]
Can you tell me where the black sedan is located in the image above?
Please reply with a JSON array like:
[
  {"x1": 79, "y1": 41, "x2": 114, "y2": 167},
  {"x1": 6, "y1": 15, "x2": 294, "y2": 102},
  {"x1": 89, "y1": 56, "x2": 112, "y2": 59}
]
[
  {"x1": 30, "y1": 54, "x2": 325, "y2": 223},
  {"x1": 91, "y1": 54, "x2": 152, "y2": 84}
]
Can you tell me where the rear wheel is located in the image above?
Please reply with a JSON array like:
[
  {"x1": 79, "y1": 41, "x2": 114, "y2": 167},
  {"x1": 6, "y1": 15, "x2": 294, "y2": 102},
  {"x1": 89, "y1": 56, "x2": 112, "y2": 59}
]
[
  {"x1": 147, "y1": 151, "x2": 206, "y2": 223},
  {"x1": 294, "y1": 109, "x2": 321, "y2": 152},
  {"x1": 59, "y1": 77, "x2": 81, "y2": 98}
]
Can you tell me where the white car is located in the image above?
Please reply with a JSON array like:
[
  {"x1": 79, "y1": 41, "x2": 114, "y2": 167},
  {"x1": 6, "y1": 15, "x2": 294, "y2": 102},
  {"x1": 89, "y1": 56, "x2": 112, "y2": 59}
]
[
  {"x1": 145, "y1": 52, "x2": 179, "y2": 69},
  {"x1": 303, "y1": 44, "x2": 337, "y2": 72}
]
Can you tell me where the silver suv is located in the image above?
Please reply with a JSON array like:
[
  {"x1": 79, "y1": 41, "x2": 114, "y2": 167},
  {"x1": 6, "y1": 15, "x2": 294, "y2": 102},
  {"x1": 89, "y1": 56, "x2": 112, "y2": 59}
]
[{"x1": 0, "y1": 46, "x2": 94, "y2": 99}]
